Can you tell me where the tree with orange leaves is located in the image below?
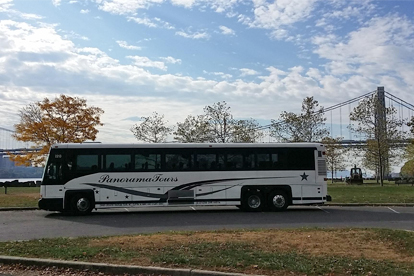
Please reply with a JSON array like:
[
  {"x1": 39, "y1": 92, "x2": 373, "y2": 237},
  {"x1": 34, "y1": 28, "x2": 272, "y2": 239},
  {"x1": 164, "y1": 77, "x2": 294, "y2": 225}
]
[{"x1": 10, "y1": 95, "x2": 104, "y2": 166}]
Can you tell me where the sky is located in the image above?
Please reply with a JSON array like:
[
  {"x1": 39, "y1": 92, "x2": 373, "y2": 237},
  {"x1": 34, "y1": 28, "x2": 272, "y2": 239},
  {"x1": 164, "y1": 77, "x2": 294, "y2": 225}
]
[{"x1": 0, "y1": 0, "x2": 414, "y2": 144}]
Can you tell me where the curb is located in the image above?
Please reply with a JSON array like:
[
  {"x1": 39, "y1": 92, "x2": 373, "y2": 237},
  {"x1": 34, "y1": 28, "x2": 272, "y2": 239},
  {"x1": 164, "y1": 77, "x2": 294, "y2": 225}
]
[
  {"x1": 0, "y1": 256, "x2": 261, "y2": 276},
  {"x1": 1, "y1": 204, "x2": 414, "y2": 211},
  {"x1": 0, "y1": 207, "x2": 38, "y2": 211},
  {"x1": 325, "y1": 203, "x2": 414, "y2": 207}
]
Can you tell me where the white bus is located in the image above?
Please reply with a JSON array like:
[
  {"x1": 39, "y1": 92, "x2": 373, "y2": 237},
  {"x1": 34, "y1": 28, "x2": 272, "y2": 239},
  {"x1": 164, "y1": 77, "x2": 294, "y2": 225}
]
[{"x1": 38, "y1": 143, "x2": 330, "y2": 214}]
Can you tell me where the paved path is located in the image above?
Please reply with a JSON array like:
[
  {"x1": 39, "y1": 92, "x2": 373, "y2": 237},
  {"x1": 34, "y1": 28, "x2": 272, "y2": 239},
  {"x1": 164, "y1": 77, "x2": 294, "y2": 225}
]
[{"x1": 1, "y1": 206, "x2": 414, "y2": 242}]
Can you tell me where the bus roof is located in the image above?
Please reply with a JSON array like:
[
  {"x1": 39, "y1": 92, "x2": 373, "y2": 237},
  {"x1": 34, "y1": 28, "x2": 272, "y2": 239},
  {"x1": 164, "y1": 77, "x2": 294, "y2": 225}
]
[{"x1": 51, "y1": 142, "x2": 325, "y2": 149}]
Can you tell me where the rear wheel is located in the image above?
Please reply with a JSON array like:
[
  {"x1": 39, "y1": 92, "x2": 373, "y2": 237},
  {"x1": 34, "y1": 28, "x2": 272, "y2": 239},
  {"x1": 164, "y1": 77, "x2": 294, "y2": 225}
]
[
  {"x1": 268, "y1": 190, "x2": 289, "y2": 211},
  {"x1": 71, "y1": 194, "x2": 94, "y2": 215},
  {"x1": 242, "y1": 191, "x2": 264, "y2": 212}
]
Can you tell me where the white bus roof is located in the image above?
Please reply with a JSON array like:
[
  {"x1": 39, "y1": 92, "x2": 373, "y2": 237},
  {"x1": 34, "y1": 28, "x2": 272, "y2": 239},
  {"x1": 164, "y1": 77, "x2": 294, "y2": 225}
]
[{"x1": 51, "y1": 143, "x2": 325, "y2": 149}]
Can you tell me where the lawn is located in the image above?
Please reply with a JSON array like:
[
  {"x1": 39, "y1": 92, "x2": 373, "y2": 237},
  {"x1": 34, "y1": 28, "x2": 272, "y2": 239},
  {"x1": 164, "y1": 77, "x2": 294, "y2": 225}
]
[
  {"x1": 1, "y1": 182, "x2": 414, "y2": 208},
  {"x1": 328, "y1": 180, "x2": 414, "y2": 204},
  {"x1": 1, "y1": 228, "x2": 414, "y2": 276},
  {"x1": 0, "y1": 187, "x2": 40, "y2": 208}
]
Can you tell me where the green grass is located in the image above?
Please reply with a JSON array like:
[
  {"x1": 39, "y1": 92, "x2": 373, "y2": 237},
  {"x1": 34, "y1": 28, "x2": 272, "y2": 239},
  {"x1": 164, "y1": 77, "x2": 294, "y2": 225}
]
[
  {"x1": 1, "y1": 228, "x2": 414, "y2": 276},
  {"x1": 2, "y1": 182, "x2": 414, "y2": 208},
  {"x1": 328, "y1": 181, "x2": 414, "y2": 203},
  {"x1": 0, "y1": 187, "x2": 40, "y2": 207}
]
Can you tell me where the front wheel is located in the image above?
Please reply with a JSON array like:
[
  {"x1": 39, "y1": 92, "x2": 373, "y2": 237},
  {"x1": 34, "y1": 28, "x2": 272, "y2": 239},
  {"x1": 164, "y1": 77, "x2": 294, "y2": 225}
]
[
  {"x1": 241, "y1": 191, "x2": 264, "y2": 212},
  {"x1": 268, "y1": 190, "x2": 289, "y2": 211},
  {"x1": 71, "y1": 194, "x2": 94, "y2": 215}
]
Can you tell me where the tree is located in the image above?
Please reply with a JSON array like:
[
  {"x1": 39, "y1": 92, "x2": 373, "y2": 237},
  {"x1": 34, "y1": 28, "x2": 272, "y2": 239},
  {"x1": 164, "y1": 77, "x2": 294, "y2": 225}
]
[
  {"x1": 232, "y1": 119, "x2": 264, "y2": 143},
  {"x1": 349, "y1": 94, "x2": 406, "y2": 185},
  {"x1": 270, "y1": 97, "x2": 329, "y2": 142},
  {"x1": 202, "y1": 101, "x2": 263, "y2": 143},
  {"x1": 408, "y1": 116, "x2": 414, "y2": 135},
  {"x1": 203, "y1": 101, "x2": 235, "y2": 143},
  {"x1": 322, "y1": 137, "x2": 347, "y2": 183},
  {"x1": 11, "y1": 95, "x2": 104, "y2": 166},
  {"x1": 130, "y1": 112, "x2": 172, "y2": 143},
  {"x1": 173, "y1": 115, "x2": 211, "y2": 143}
]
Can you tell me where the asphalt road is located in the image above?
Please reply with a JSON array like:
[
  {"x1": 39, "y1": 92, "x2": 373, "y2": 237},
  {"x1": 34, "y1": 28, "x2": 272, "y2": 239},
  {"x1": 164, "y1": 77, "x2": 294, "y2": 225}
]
[{"x1": 1, "y1": 206, "x2": 414, "y2": 242}]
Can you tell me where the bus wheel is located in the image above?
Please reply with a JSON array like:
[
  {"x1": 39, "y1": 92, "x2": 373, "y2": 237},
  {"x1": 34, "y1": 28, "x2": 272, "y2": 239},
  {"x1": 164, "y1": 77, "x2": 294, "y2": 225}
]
[
  {"x1": 71, "y1": 194, "x2": 94, "y2": 215},
  {"x1": 268, "y1": 190, "x2": 289, "y2": 211},
  {"x1": 242, "y1": 191, "x2": 264, "y2": 212}
]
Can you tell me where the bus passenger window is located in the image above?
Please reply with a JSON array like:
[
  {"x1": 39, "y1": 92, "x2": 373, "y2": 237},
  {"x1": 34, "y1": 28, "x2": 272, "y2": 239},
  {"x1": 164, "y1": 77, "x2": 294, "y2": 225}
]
[
  {"x1": 226, "y1": 154, "x2": 243, "y2": 169},
  {"x1": 105, "y1": 155, "x2": 131, "y2": 171},
  {"x1": 165, "y1": 154, "x2": 192, "y2": 170},
  {"x1": 135, "y1": 154, "x2": 161, "y2": 171},
  {"x1": 257, "y1": 154, "x2": 271, "y2": 169},
  {"x1": 77, "y1": 155, "x2": 99, "y2": 173}
]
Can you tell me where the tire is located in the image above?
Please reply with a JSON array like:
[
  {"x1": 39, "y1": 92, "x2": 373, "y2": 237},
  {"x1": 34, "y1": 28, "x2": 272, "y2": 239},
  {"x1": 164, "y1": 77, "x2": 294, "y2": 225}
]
[
  {"x1": 241, "y1": 191, "x2": 264, "y2": 212},
  {"x1": 71, "y1": 194, "x2": 94, "y2": 215},
  {"x1": 268, "y1": 190, "x2": 289, "y2": 211}
]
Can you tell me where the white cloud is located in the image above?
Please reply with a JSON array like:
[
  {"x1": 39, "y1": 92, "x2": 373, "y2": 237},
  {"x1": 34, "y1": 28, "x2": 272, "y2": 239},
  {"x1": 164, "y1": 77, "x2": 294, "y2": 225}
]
[
  {"x1": 52, "y1": 0, "x2": 61, "y2": 7},
  {"x1": 80, "y1": 9, "x2": 90, "y2": 14},
  {"x1": 127, "y1": 16, "x2": 175, "y2": 29},
  {"x1": 170, "y1": 0, "x2": 196, "y2": 8},
  {"x1": 312, "y1": 14, "x2": 414, "y2": 85},
  {"x1": 160, "y1": 56, "x2": 182, "y2": 64},
  {"x1": 117, "y1": 40, "x2": 142, "y2": 50},
  {"x1": 241, "y1": 0, "x2": 319, "y2": 30},
  {"x1": 176, "y1": 30, "x2": 210, "y2": 39},
  {"x1": 219, "y1": 25, "x2": 235, "y2": 36},
  {"x1": 239, "y1": 68, "x2": 259, "y2": 77},
  {"x1": 95, "y1": 0, "x2": 164, "y2": 15},
  {"x1": 203, "y1": 70, "x2": 232, "y2": 79},
  {"x1": 127, "y1": 55, "x2": 167, "y2": 70}
]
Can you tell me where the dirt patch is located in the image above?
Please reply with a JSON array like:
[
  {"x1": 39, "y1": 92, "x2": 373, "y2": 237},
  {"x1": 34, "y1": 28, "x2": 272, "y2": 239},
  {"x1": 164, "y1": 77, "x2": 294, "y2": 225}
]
[{"x1": 89, "y1": 229, "x2": 413, "y2": 262}]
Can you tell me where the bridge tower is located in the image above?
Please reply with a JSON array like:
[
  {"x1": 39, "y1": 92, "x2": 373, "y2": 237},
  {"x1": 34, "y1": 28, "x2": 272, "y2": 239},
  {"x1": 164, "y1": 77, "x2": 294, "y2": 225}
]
[{"x1": 375, "y1": 86, "x2": 389, "y2": 178}]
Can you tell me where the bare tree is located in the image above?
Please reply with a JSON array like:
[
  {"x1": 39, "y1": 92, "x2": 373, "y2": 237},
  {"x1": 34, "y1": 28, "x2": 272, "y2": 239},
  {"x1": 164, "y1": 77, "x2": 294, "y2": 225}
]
[
  {"x1": 130, "y1": 112, "x2": 172, "y2": 143},
  {"x1": 270, "y1": 97, "x2": 329, "y2": 142},
  {"x1": 232, "y1": 119, "x2": 264, "y2": 143},
  {"x1": 204, "y1": 101, "x2": 235, "y2": 143},
  {"x1": 322, "y1": 137, "x2": 347, "y2": 183},
  {"x1": 349, "y1": 94, "x2": 406, "y2": 185},
  {"x1": 173, "y1": 115, "x2": 211, "y2": 143}
]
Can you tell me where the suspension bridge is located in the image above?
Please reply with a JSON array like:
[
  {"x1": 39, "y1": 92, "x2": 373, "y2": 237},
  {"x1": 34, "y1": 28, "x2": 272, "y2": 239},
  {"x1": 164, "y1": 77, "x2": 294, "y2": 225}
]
[{"x1": 0, "y1": 87, "x2": 413, "y2": 151}]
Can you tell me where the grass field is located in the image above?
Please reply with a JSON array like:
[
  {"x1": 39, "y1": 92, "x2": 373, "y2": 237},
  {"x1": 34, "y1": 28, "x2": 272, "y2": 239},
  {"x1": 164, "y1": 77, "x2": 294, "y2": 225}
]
[
  {"x1": 1, "y1": 228, "x2": 414, "y2": 276},
  {"x1": 0, "y1": 187, "x2": 40, "y2": 208},
  {"x1": 327, "y1": 180, "x2": 414, "y2": 204},
  {"x1": 1, "y1": 182, "x2": 414, "y2": 208}
]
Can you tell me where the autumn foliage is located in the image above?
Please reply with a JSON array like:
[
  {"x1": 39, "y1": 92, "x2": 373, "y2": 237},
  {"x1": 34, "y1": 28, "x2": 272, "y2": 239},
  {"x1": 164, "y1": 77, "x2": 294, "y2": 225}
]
[{"x1": 10, "y1": 95, "x2": 104, "y2": 166}]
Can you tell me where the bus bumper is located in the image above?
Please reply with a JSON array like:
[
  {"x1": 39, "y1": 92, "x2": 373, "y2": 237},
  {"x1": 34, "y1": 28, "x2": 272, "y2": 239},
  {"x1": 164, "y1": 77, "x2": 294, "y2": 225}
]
[
  {"x1": 38, "y1": 198, "x2": 64, "y2": 211},
  {"x1": 326, "y1": 195, "x2": 332, "y2": 202}
]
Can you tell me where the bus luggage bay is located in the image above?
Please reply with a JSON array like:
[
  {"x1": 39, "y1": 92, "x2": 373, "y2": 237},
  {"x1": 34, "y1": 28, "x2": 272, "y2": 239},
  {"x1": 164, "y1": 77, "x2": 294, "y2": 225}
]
[{"x1": 38, "y1": 142, "x2": 330, "y2": 214}]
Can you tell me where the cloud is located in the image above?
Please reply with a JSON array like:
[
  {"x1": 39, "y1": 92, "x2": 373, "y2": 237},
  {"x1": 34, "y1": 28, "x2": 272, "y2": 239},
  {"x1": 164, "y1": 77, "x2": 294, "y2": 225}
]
[
  {"x1": 127, "y1": 16, "x2": 175, "y2": 29},
  {"x1": 240, "y1": 0, "x2": 319, "y2": 30},
  {"x1": 52, "y1": 0, "x2": 61, "y2": 7},
  {"x1": 160, "y1": 56, "x2": 182, "y2": 64},
  {"x1": 94, "y1": 0, "x2": 164, "y2": 15},
  {"x1": 117, "y1": 40, "x2": 142, "y2": 50},
  {"x1": 80, "y1": 9, "x2": 90, "y2": 14},
  {"x1": 239, "y1": 68, "x2": 259, "y2": 77},
  {"x1": 312, "y1": 14, "x2": 414, "y2": 87},
  {"x1": 203, "y1": 70, "x2": 232, "y2": 79},
  {"x1": 219, "y1": 25, "x2": 235, "y2": 36},
  {"x1": 170, "y1": 0, "x2": 196, "y2": 8},
  {"x1": 127, "y1": 55, "x2": 167, "y2": 70},
  {"x1": 176, "y1": 30, "x2": 210, "y2": 39}
]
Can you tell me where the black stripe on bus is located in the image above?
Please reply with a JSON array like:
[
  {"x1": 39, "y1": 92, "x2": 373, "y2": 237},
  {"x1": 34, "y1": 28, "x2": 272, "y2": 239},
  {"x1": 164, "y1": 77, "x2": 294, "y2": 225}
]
[
  {"x1": 292, "y1": 197, "x2": 324, "y2": 201},
  {"x1": 96, "y1": 198, "x2": 241, "y2": 205}
]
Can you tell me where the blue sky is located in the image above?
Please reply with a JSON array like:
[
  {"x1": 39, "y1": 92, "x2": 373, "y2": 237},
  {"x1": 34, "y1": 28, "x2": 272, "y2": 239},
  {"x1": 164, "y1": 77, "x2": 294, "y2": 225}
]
[{"x1": 0, "y1": 0, "x2": 414, "y2": 144}]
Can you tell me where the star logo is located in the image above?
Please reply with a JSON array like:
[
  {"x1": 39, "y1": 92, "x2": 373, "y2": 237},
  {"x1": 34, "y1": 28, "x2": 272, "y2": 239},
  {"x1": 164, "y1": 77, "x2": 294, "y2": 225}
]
[{"x1": 300, "y1": 172, "x2": 309, "y2": 181}]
